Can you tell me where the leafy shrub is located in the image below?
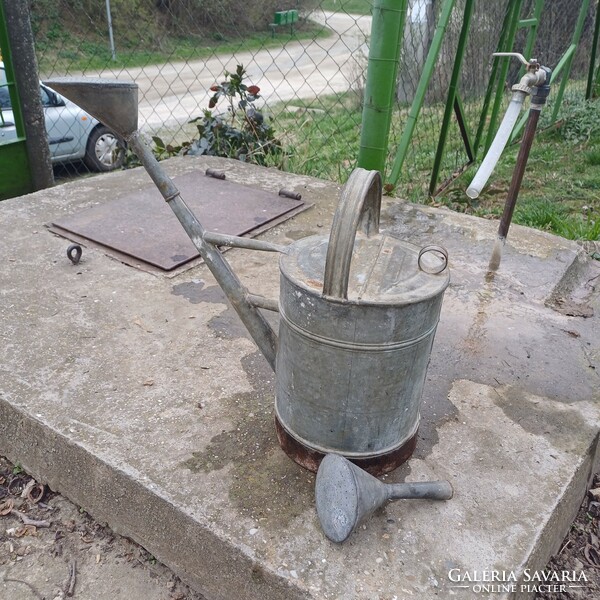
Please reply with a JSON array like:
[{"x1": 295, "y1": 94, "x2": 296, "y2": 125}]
[
  {"x1": 186, "y1": 65, "x2": 283, "y2": 165},
  {"x1": 149, "y1": 65, "x2": 282, "y2": 166}
]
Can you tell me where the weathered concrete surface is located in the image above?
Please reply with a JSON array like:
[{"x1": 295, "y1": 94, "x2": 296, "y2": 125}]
[{"x1": 1, "y1": 156, "x2": 599, "y2": 599}]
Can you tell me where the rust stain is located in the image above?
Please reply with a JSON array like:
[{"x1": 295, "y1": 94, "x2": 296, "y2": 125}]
[
  {"x1": 275, "y1": 416, "x2": 418, "y2": 476},
  {"x1": 305, "y1": 278, "x2": 322, "y2": 289}
]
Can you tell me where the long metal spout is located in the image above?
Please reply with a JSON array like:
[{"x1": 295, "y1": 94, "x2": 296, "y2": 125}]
[{"x1": 47, "y1": 78, "x2": 279, "y2": 370}]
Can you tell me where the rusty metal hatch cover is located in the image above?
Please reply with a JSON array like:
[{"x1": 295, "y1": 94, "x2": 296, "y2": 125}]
[{"x1": 48, "y1": 172, "x2": 307, "y2": 272}]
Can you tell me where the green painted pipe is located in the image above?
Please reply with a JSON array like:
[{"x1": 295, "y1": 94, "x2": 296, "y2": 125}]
[
  {"x1": 510, "y1": 0, "x2": 591, "y2": 142},
  {"x1": 586, "y1": 2, "x2": 600, "y2": 99},
  {"x1": 387, "y1": 0, "x2": 456, "y2": 187},
  {"x1": 429, "y1": 0, "x2": 475, "y2": 195},
  {"x1": 507, "y1": 0, "x2": 544, "y2": 143},
  {"x1": 0, "y1": 1, "x2": 26, "y2": 137},
  {"x1": 521, "y1": 0, "x2": 544, "y2": 70},
  {"x1": 594, "y1": 62, "x2": 600, "y2": 99},
  {"x1": 357, "y1": 0, "x2": 408, "y2": 175},
  {"x1": 550, "y1": 0, "x2": 591, "y2": 122}
]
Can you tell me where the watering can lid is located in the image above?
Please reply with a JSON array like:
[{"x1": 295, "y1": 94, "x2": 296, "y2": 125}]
[{"x1": 281, "y1": 233, "x2": 449, "y2": 304}]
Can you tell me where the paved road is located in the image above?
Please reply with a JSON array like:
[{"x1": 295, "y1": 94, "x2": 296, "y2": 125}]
[{"x1": 94, "y1": 10, "x2": 372, "y2": 131}]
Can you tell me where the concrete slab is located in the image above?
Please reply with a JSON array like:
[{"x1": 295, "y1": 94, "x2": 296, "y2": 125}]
[{"x1": 1, "y1": 156, "x2": 600, "y2": 599}]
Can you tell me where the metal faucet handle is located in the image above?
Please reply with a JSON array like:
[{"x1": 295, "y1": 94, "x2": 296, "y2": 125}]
[{"x1": 493, "y1": 52, "x2": 539, "y2": 70}]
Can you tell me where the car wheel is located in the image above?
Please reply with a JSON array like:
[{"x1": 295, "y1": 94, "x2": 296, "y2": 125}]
[{"x1": 84, "y1": 125, "x2": 126, "y2": 172}]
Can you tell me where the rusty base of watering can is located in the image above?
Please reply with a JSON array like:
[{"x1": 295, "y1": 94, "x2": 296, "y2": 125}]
[{"x1": 274, "y1": 416, "x2": 418, "y2": 476}]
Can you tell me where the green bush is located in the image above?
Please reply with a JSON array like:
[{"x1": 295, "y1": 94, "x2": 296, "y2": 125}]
[
  {"x1": 152, "y1": 65, "x2": 283, "y2": 166},
  {"x1": 188, "y1": 65, "x2": 282, "y2": 164}
]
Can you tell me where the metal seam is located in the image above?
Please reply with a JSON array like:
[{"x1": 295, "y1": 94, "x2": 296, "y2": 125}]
[
  {"x1": 279, "y1": 305, "x2": 438, "y2": 352},
  {"x1": 274, "y1": 408, "x2": 421, "y2": 459}
]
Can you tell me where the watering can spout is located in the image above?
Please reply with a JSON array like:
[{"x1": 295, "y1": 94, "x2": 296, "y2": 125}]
[
  {"x1": 45, "y1": 77, "x2": 139, "y2": 139},
  {"x1": 47, "y1": 77, "x2": 279, "y2": 370}
]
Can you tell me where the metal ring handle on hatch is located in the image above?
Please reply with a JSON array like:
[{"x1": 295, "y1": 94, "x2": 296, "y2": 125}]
[
  {"x1": 417, "y1": 245, "x2": 448, "y2": 274},
  {"x1": 323, "y1": 168, "x2": 382, "y2": 299}
]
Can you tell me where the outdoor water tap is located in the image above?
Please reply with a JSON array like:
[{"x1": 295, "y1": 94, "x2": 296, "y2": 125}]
[
  {"x1": 486, "y1": 60, "x2": 552, "y2": 272},
  {"x1": 531, "y1": 66, "x2": 553, "y2": 108},
  {"x1": 497, "y1": 52, "x2": 547, "y2": 94},
  {"x1": 466, "y1": 53, "x2": 549, "y2": 199}
]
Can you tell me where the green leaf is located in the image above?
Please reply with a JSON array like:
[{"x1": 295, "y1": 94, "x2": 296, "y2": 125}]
[{"x1": 152, "y1": 135, "x2": 165, "y2": 150}]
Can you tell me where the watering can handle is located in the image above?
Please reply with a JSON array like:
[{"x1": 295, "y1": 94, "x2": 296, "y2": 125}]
[{"x1": 323, "y1": 168, "x2": 381, "y2": 299}]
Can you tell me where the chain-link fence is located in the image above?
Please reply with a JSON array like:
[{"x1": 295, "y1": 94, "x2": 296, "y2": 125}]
[
  {"x1": 26, "y1": 0, "x2": 599, "y2": 195},
  {"x1": 388, "y1": 0, "x2": 599, "y2": 197}
]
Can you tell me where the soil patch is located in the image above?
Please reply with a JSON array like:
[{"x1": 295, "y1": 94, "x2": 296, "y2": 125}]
[
  {"x1": 0, "y1": 457, "x2": 205, "y2": 600},
  {"x1": 536, "y1": 474, "x2": 600, "y2": 599}
]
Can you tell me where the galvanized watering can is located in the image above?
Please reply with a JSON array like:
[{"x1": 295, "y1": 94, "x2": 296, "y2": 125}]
[{"x1": 47, "y1": 79, "x2": 449, "y2": 476}]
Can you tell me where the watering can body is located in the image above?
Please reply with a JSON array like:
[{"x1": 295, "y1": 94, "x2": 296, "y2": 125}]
[
  {"x1": 42, "y1": 79, "x2": 449, "y2": 477},
  {"x1": 275, "y1": 170, "x2": 449, "y2": 475}
]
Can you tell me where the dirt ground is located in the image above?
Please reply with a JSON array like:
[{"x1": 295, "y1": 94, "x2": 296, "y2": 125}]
[
  {"x1": 535, "y1": 474, "x2": 600, "y2": 600},
  {"x1": 0, "y1": 457, "x2": 205, "y2": 600},
  {"x1": 2, "y1": 456, "x2": 600, "y2": 600}
]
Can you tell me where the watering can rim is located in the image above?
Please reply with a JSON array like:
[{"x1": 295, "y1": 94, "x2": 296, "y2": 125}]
[{"x1": 280, "y1": 233, "x2": 450, "y2": 306}]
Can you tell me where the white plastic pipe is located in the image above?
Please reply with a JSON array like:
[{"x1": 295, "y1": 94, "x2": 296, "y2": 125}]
[{"x1": 466, "y1": 91, "x2": 527, "y2": 199}]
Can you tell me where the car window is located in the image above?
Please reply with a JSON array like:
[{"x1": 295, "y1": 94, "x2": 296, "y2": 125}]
[
  {"x1": 0, "y1": 67, "x2": 10, "y2": 110},
  {"x1": 40, "y1": 86, "x2": 53, "y2": 107},
  {"x1": 0, "y1": 68, "x2": 55, "y2": 109}
]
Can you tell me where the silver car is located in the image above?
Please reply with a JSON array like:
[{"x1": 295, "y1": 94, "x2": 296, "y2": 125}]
[{"x1": 0, "y1": 63, "x2": 125, "y2": 172}]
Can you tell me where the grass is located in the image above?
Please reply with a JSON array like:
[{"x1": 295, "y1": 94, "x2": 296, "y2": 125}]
[
  {"x1": 36, "y1": 22, "x2": 330, "y2": 76},
  {"x1": 428, "y1": 98, "x2": 600, "y2": 241},
  {"x1": 266, "y1": 90, "x2": 600, "y2": 242},
  {"x1": 319, "y1": 0, "x2": 373, "y2": 14},
  {"x1": 267, "y1": 93, "x2": 363, "y2": 181},
  {"x1": 269, "y1": 91, "x2": 440, "y2": 194}
]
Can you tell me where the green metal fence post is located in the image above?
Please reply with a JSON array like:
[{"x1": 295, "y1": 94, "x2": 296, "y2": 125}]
[
  {"x1": 428, "y1": 0, "x2": 475, "y2": 195},
  {"x1": 586, "y1": 0, "x2": 600, "y2": 99},
  {"x1": 1, "y1": 0, "x2": 53, "y2": 198},
  {"x1": 0, "y1": 0, "x2": 31, "y2": 199},
  {"x1": 483, "y1": 0, "x2": 523, "y2": 153},
  {"x1": 472, "y1": 0, "x2": 520, "y2": 156},
  {"x1": 357, "y1": 0, "x2": 408, "y2": 175},
  {"x1": 0, "y1": 3, "x2": 25, "y2": 136},
  {"x1": 498, "y1": 0, "x2": 547, "y2": 144},
  {"x1": 550, "y1": 0, "x2": 591, "y2": 122},
  {"x1": 386, "y1": 0, "x2": 457, "y2": 188},
  {"x1": 508, "y1": 0, "x2": 591, "y2": 144},
  {"x1": 595, "y1": 63, "x2": 600, "y2": 98},
  {"x1": 522, "y1": 0, "x2": 545, "y2": 64},
  {"x1": 453, "y1": 94, "x2": 474, "y2": 164}
]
